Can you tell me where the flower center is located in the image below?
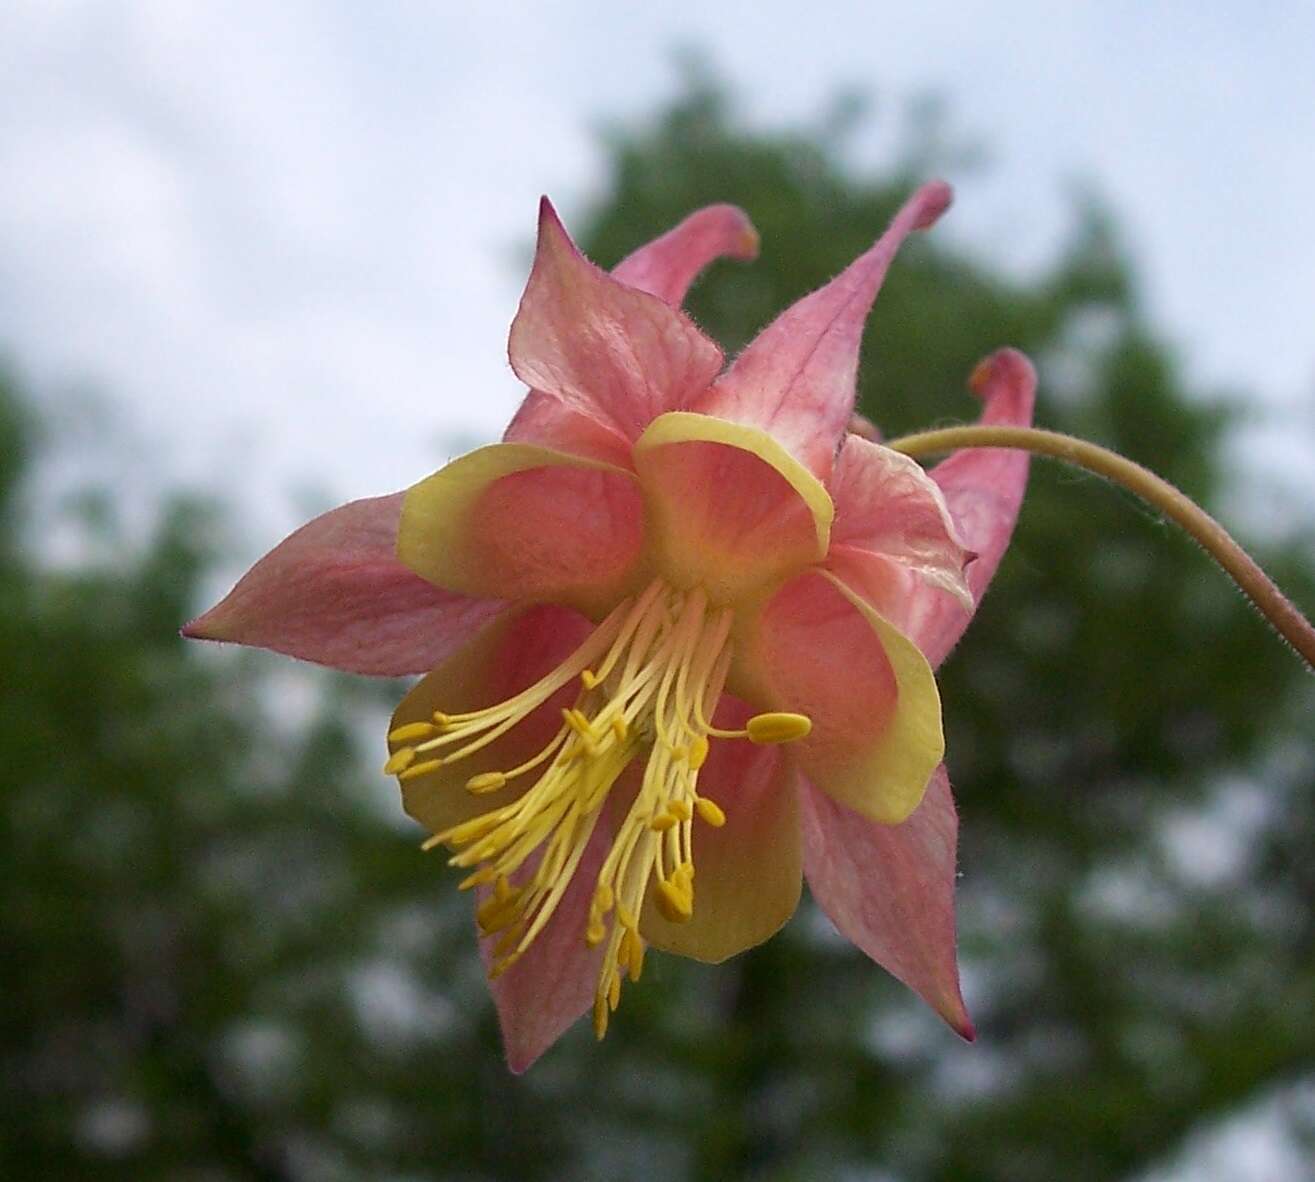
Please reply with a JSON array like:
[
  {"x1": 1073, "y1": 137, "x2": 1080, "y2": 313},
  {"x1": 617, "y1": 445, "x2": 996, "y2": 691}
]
[{"x1": 382, "y1": 577, "x2": 811, "y2": 1039}]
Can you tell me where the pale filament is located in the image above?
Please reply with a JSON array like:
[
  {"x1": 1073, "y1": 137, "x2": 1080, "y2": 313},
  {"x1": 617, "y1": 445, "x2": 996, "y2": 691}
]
[{"x1": 384, "y1": 577, "x2": 811, "y2": 1038}]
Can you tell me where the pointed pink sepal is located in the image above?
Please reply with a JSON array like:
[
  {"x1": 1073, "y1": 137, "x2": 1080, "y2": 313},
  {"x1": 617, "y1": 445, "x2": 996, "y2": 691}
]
[
  {"x1": 906, "y1": 348, "x2": 1037, "y2": 667},
  {"x1": 694, "y1": 181, "x2": 953, "y2": 480},
  {"x1": 482, "y1": 817, "x2": 611, "y2": 1073},
  {"x1": 611, "y1": 203, "x2": 759, "y2": 305},
  {"x1": 507, "y1": 198, "x2": 725, "y2": 447},
  {"x1": 506, "y1": 202, "x2": 760, "y2": 464},
  {"x1": 801, "y1": 765, "x2": 974, "y2": 1039},
  {"x1": 181, "y1": 493, "x2": 504, "y2": 675}
]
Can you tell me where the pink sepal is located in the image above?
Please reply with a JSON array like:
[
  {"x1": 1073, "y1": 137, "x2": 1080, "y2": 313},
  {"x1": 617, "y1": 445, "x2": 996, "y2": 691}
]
[
  {"x1": 507, "y1": 198, "x2": 725, "y2": 446},
  {"x1": 801, "y1": 765, "x2": 974, "y2": 1039},
  {"x1": 693, "y1": 181, "x2": 952, "y2": 480},
  {"x1": 612, "y1": 203, "x2": 759, "y2": 305},
  {"x1": 482, "y1": 818, "x2": 611, "y2": 1073},
  {"x1": 909, "y1": 348, "x2": 1037, "y2": 667},
  {"x1": 182, "y1": 493, "x2": 503, "y2": 675}
]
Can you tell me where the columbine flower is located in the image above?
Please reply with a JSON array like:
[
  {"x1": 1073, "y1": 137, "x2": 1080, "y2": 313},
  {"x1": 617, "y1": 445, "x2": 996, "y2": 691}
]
[{"x1": 185, "y1": 182, "x2": 1035, "y2": 1071}]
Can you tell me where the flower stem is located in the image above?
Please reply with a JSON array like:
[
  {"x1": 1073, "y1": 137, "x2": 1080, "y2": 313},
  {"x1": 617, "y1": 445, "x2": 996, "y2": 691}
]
[{"x1": 887, "y1": 424, "x2": 1315, "y2": 671}]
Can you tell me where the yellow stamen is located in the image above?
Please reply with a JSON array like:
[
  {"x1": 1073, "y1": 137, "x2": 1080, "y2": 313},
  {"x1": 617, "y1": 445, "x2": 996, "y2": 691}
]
[
  {"x1": 397, "y1": 758, "x2": 442, "y2": 782},
  {"x1": 465, "y1": 771, "x2": 507, "y2": 794},
  {"x1": 695, "y1": 796, "x2": 726, "y2": 827},
  {"x1": 383, "y1": 747, "x2": 417, "y2": 775},
  {"x1": 388, "y1": 721, "x2": 437, "y2": 745},
  {"x1": 746, "y1": 711, "x2": 813, "y2": 744},
  {"x1": 627, "y1": 932, "x2": 645, "y2": 982},
  {"x1": 392, "y1": 578, "x2": 743, "y2": 1039},
  {"x1": 655, "y1": 878, "x2": 693, "y2": 924}
]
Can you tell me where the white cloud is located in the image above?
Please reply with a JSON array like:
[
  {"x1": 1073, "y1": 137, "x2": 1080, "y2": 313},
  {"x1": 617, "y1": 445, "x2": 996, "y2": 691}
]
[{"x1": 1, "y1": 0, "x2": 1311, "y2": 550}]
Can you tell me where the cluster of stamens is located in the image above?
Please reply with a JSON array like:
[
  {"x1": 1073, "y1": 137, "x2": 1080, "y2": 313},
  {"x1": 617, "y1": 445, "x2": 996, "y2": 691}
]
[{"x1": 383, "y1": 577, "x2": 810, "y2": 1039}]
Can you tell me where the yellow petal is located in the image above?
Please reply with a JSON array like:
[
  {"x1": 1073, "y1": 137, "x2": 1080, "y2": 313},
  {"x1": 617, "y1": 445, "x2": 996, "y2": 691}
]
[
  {"x1": 640, "y1": 713, "x2": 802, "y2": 963},
  {"x1": 631, "y1": 412, "x2": 833, "y2": 605},
  {"x1": 397, "y1": 442, "x2": 645, "y2": 618},
  {"x1": 736, "y1": 568, "x2": 943, "y2": 825}
]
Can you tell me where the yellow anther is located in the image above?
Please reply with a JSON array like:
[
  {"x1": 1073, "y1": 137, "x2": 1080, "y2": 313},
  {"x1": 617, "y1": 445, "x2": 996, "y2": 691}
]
[
  {"x1": 586, "y1": 918, "x2": 606, "y2": 946},
  {"x1": 611, "y1": 715, "x2": 628, "y2": 741},
  {"x1": 695, "y1": 797, "x2": 726, "y2": 828},
  {"x1": 746, "y1": 711, "x2": 813, "y2": 745},
  {"x1": 492, "y1": 925, "x2": 524, "y2": 959},
  {"x1": 670, "y1": 745, "x2": 688, "y2": 761},
  {"x1": 593, "y1": 882, "x2": 614, "y2": 914},
  {"x1": 688, "y1": 734, "x2": 710, "y2": 769},
  {"x1": 465, "y1": 771, "x2": 507, "y2": 794},
  {"x1": 563, "y1": 707, "x2": 595, "y2": 736},
  {"x1": 650, "y1": 811, "x2": 679, "y2": 833},
  {"x1": 581, "y1": 669, "x2": 600, "y2": 689},
  {"x1": 388, "y1": 721, "x2": 437, "y2": 745},
  {"x1": 431, "y1": 711, "x2": 453, "y2": 728},
  {"x1": 397, "y1": 758, "x2": 443, "y2": 782},
  {"x1": 476, "y1": 895, "x2": 519, "y2": 934},
  {"x1": 616, "y1": 903, "x2": 638, "y2": 931},
  {"x1": 655, "y1": 878, "x2": 693, "y2": 924},
  {"x1": 383, "y1": 747, "x2": 417, "y2": 775},
  {"x1": 593, "y1": 994, "x2": 609, "y2": 1040},
  {"x1": 627, "y1": 933, "x2": 645, "y2": 982},
  {"x1": 437, "y1": 811, "x2": 503, "y2": 847},
  {"x1": 668, "y1": 798, "x2": 693, "y2": 822},
  {"x1": 607, "y1": 971, "x2": 621, "y2": 1011},
  {"x1": 495, "y1": 874, "x2": 514, "y2": 902},
  {"x1": 457, "y1": 865, "x2": 497, "y2": 891},
  {"x1": 420, "y1": 833, "x2": 446, "y2": 853}
]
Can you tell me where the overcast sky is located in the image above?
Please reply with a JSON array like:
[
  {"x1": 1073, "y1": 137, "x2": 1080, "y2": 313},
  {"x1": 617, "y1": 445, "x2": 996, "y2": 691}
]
[{"x1": 2, "y1": 0, "x2": 1313, "y2": 546}]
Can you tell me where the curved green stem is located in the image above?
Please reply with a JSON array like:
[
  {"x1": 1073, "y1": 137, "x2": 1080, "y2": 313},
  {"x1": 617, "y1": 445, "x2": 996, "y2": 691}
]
[{"x1": 886, "y1": 424, "x2": 1315, "y2": 671}]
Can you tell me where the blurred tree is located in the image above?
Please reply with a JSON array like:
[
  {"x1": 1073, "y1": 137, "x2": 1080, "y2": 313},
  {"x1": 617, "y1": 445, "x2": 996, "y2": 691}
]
[{"x1": 3, "y1": 64, "x2": 1313, "y2": 1182}]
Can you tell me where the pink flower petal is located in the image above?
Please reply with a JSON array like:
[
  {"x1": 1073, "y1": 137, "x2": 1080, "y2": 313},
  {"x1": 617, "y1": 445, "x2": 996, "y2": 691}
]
[
  {"x1": 735, "y1": 568, "x2": 943, "y2": 825},
  {"x1": 904, "y1": 348, "x2": 1037, "y2": 667},
  {"x1": 483, "y1": 819, "x2": 612, "y2": 1073},
  {"x1": 181, "y1": 493, "x2": 504, "y2": 676},
  {"x1": 640, "y1": 697, "x2": 802, "y2": 963},
  {"x1": 826, "y1": 434, "x2": 973, "y2": 619},
  {"x1": 693, "y1": 181, "x2": 953, "y2": 481},
  {"x1": 502, "y1": 391, "x2": 634, "y2": 467},
  {"x1": 801, "y1": 765, "x2": 974, "y2": 1038},
  {"x1": 611, "y1": 203, "x2": 759, "y2": 305},
  {"x1": 397, "y1": 443, "x2": 646, "y2": 618},
  {"x1": 505, "y1": 204, "x2": 759, "y2": 465},
  {"x1": 632, "y1": 412, "x2": 833, "y2": 605},
  {"x1": 391, "y1": 604, "x2": 593, "y2": 838},
  {"x1": 507, "y1": 198, "x2": 725, "y2": 446}
]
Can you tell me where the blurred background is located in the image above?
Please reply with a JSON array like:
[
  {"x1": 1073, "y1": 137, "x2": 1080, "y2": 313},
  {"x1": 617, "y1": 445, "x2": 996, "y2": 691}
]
[{"x1": 3, "y1": 3, "x2": 1314, "y2": 1179}]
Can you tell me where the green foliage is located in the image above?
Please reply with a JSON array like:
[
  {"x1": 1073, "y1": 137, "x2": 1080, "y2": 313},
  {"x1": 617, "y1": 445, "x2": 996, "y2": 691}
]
[{"x1": 3, "y1": 72, "x2": 1313, "y2": 1180}]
